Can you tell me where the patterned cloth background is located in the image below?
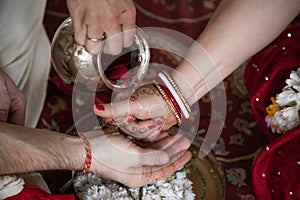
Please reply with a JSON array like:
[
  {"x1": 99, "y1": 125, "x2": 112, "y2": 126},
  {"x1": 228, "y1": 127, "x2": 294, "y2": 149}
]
[{"x1": 38, "y1": 1, "x2": 269, "y2": 199}]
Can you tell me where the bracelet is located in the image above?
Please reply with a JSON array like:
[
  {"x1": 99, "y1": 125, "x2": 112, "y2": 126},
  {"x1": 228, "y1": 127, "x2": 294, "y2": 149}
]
[
  {"x1": 161, "y1": 70, "x2": 192, "y2": 113},
  {"x1": 160, "y1": 84, "x2": 183, "y2": 119},
  {"x1": 158, "y1": 71, "x2": 191, "y2": 118},
  {"x1": 76, "y1": 132, "x2": 92, "y2": 174},
  {"x1": 153, "y1": 81, "x2": 182, "y2": 125}
]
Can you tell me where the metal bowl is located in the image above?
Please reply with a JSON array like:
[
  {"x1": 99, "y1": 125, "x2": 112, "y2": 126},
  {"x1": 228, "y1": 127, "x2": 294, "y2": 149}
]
[{"x1": 51, "y1": 17, "x2": 150, "y2": 92}]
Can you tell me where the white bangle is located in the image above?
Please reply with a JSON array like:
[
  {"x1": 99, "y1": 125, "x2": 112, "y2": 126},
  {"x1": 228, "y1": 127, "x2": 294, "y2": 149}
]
[{"x1": 158, "y1": 72, "x2": 190, "y2": 119}]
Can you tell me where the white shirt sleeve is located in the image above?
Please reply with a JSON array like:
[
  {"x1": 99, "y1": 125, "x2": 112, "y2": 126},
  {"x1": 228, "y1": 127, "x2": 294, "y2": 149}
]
[{"x1": 0, "y1": 175, "x2": 24, "y2": 199}]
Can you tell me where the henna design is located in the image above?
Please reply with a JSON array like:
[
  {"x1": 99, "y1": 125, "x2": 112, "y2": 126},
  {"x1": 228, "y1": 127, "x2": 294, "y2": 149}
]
[{"x1": 130, "y1": 84, "x2": 160, "y2": 102}]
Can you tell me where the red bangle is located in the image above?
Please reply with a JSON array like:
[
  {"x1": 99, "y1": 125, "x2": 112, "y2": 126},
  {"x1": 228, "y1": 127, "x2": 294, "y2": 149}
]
[
  {"x1": 69, "y1": 132, "x2": 92, "y2": 174},
  {"x1": 160, "y1": 84, "x2": 183, "y2": 120}
]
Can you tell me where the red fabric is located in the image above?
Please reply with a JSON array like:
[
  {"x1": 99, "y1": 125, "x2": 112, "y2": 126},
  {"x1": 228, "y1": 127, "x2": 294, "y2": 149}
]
[
  {"x1": 244, "y1": 20, "x2": 300, "y2": 200},
  {"x1": 252, "y1": 129, "x2": 300, "y2": 200},
  {"x1": 244, "y1": 20, "x2": 300, "y2": 141},
  {"x1": 5, "y1": 185, "x2": 75, "y2": 200}
]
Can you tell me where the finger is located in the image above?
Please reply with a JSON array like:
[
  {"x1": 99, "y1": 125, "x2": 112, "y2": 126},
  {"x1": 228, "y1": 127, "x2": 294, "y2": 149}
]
[
  {"x1": 164, "y1": 137, "x2": 191, "y2": 158},
  {"x1": 8, "y1": 92, "x2": 26, "y2": 126},
  {"x1": 0, "y1": 97, "x2": 10, "y2": 123},
  {"x1": 94, "y1": 101, "x2": 131, "y2": 119},
  {"x1": 139, "y1": 151, "x2": 192, "y2": 186},
  {"x1": 103, "y1": 23, "x2": 123, "y2": 55},
  {"x1": 149, "y1": 134, "x2": 191, "y2": 157},
  {"x1": 118, "y1": 0, "x2": 136, "y2": 48},
  {"x1": 122, "y1": 24, "x2": 136, "y2": 48},
  {"x1": 0, "y1": 73, "x2": 10, "y2": 122},
  {"x1": 117, "y1": 117, "x2": 164, "y2": 140},
  {"x1": 85, "y1": 23, "x2": 105, "y2": 55},
  {"x1": 1, "y1": 74, "x2": 26, "y2": 125},
  {"x1": 148, "y1": 131, "x2": 169, "y2": 142},
  {"x1": 138, "y1": 148, "x2": 170, "y2": 166},
  {"x1": 72, "y1": 17, "x2": 86, "y2": 46}
]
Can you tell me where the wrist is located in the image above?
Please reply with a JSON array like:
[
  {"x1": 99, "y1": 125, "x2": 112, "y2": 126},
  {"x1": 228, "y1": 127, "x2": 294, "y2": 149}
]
[
  {"x1": 76, "y1": 132, "x2": 92, "y2": 174},
  {"x1": 58, "y1": 135, "x2": 87, "y2": 171},
  {"x1": 173, "y1": 42, "x2": 222, "y2": 104}
]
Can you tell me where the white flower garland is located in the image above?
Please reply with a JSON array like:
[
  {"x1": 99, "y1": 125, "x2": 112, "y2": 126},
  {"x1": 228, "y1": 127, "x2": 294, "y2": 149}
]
[
  {"x1": 265, "y1": 67, "x2": 300, "y2": 134},
  {"x1": 73, "y1": 168, "x2": 195, "y2": 200}
]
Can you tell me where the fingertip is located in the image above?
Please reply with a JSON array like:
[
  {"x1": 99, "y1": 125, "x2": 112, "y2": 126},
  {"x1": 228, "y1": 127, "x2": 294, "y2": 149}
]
[
  {"x1": 73, "y1": 24, "x2": 86, "y2": 46},
  {"x1": 103, "y1": 41, "x2": 123, "y2": 55},
  {"x1": 123, "y1": 28, "x2": 136, "y2": 48},
  {"x1": 103, "y1": 32, "x2": 123, "y2": 55},
  {"x1": 94, "y1": 104, "x2": 106, "y2": 116},
  {"x1": 86, "y1": 41, "x2": 103, "y2": 55},
  {"x1": 74, "y1": 34, "x2": 85, "y2": 46},
  {"x1": 159, "y1": 152, "x2": 170, "y2": 164},
  {"x1": 182, "y1": 151, "x2": 192, "y2": 163}
]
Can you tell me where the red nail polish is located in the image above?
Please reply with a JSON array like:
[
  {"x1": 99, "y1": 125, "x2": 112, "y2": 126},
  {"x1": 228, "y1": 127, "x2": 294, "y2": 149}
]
[
  {"x1": 157, "y1": 119, "x2": 164, "y2": 125},
  {"x1": 127, "y1": 116, "x2": 135, "y2": 123},
  {"x1": 95, "y1": 104, "x2": 105, "y2": 111},
  {"x1": 148, "y1": 124, "x2": 156, "y2": 129}
]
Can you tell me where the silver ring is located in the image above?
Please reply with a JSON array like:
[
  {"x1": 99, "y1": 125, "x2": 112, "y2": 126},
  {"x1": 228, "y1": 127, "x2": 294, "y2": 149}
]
[{"x1": 87, "y1": 32, "x2": 106, "y2": 42}]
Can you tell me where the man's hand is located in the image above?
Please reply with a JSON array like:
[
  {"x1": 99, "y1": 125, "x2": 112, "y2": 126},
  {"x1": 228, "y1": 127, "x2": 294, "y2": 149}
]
[
  {"x1": 66, "y1": 0, "x2": 136, "y2": 55},
  {"x1": 85, "y1": 130, "x2": 192, "y2": 188},
  {"x1": 0, "y1": 69, "x2": 26, "y2": 125}
]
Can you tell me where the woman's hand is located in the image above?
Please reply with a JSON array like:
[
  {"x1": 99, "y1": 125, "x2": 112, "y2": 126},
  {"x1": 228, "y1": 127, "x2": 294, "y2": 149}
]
[
  {"x1": 85, "y1": 130, "x2": 191, "y2": 188},
  {"x1": 0, "y1": 69, "x2": 26, "y2": 125},
  {"x1": 66, "y1": 0, "x2": 136, "y2": 55},
  {"x1": 94, "y1": 84, "x2": 178, "y2": 135}
]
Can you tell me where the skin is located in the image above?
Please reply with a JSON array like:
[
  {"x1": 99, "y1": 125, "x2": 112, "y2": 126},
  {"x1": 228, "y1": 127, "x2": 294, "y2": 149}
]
[
  {"x1": 66, "y1": 0, "x2": 136, "y2": 55},
  {"x1": 0, "y1": 69, "x2": 26, "y2": 125},
  {"x1": 0, "y1": 70, "x2": 191, "y2": 188},
  {"x1": 0, "y1": 122, "x2": 191, "y2": 188},
  {"x1": 95, "y1": 0, "x2": 300, "y2": 131}
]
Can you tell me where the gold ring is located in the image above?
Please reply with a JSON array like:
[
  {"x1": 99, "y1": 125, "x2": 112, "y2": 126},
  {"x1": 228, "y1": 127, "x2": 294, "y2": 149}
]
[{"x1": 87, "y1": 32, "x2": 106, "y2": 42}]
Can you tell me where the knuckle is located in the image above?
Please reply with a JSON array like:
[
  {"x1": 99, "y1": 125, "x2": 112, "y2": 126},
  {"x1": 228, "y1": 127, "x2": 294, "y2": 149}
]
[
  {"x1": 106, "y1": 12, "x2": 119, "y2": 24},
  {"x1": 125, "y1": 8, "x2": 136, "y2": 21}
]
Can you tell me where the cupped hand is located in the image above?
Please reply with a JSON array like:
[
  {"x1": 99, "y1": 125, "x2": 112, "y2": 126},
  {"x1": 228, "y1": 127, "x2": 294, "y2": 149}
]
[
  {"x1": 0, "y1": 69, "x2": 26, "y2": 125},
  {"x1": 84, "y1": 130, "x2": 192, "y2": 188},
  {"x1": 94, "y1": 84, "x2": 178, "y2": 135},
  {"x1": 66, "y1": 0, "x2": 136, "y2": 55}
]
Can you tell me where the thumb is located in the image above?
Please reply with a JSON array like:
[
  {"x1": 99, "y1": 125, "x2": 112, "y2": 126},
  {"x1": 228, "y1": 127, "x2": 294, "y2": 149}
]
[
  {"x1": 139, "y1": 149, "x2": 170, "y2": 166},
  {"x1": 94, "y1": 99, "x2": 132, "y2": 119}
]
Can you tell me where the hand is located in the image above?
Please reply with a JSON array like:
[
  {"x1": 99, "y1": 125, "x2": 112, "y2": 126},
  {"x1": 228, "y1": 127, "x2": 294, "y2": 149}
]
[
  {"x1": 94, "y1": 84, "x2": 178, "y2": 133},
  {"x1": 0, "y1": 69, "x2": 26, "y2": 125},
  {"x1": 66, "y1": 0, "x2": 136, "y2": 55},
  {"x1": 84, "y1": 130, "x2": 192, "y2": 188}
]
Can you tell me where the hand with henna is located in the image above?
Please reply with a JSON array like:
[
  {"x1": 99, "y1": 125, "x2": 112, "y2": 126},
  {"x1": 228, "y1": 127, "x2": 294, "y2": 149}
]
[{"x1": 94, "y1": 84, "x2": 178, "y2": 140}]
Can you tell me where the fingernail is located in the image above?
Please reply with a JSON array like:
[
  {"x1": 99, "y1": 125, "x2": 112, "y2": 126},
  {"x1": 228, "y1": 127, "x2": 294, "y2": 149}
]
[
  {"x1": 160, "y1": 155, "x2": 169, "y2": 164},
  {"x1": 127, "y1": 116, "x2": 135, "y2": 123},
  {"x1": 157, "y1": 119, "x2": 164, "y2": 125},
  {"x1": 95, "y1": 104, "x2": 105, "y2": 111},
  {"x1": 148, "y1": 123, "x2": 156, "y2": 129}
]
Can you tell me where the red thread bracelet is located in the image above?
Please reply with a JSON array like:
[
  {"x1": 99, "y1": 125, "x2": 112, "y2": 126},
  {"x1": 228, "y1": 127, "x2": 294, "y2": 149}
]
[
  {"x1": 77, "y1": 132, "x2": 92, "y2": 174},
  {"x1": 69, "y1": 132, "x2": 92, "y2": 174}
]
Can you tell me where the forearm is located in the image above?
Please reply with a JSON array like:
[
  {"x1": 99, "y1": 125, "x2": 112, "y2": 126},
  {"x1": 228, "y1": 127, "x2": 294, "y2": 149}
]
[
  {"x1": 0, "y1": 122, "x2": 85, "y2": 174},
  {"x1": 173, "y1": 0, "x2": 300, "y2": 104}
]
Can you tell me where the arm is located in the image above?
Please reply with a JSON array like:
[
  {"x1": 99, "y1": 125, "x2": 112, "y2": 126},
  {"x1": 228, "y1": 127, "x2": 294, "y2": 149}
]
[
  {"x1": 0, "y1": 122, "x2": 191, "y2": 188},
  {"x1": 95, "y1": 0, "x2": 300, "y2": 130},
  {"x1": 0, "y1": 122, "x2": 85, "y2": 174},
  {"x1": 174, "y1": 0, "x2": 300, "y2": 104}
]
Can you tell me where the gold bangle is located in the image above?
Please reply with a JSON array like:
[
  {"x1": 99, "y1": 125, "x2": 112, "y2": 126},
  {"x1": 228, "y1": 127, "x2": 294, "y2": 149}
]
[
  {"x1": 153, "y1": 81, "x2": 182, "y2": 125},
  {"x1": 161, "y1": 70, "x2": 191, "y2": 113}
]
